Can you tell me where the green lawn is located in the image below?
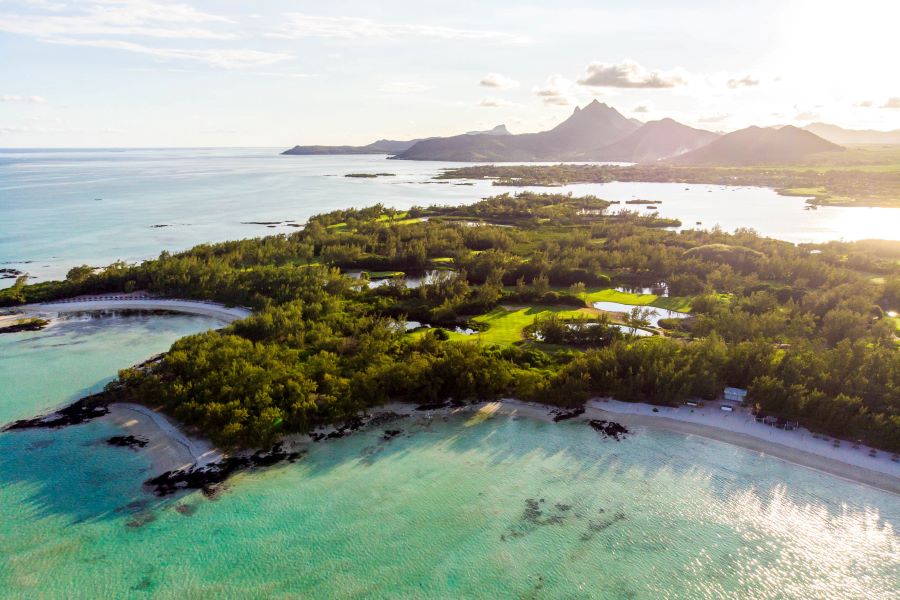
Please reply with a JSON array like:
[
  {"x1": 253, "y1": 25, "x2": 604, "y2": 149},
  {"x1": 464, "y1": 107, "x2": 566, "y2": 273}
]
[
  {"x1": 581, "y1": 288, "x2": 693, "y2": 312},
  {"x1": 411, "y1": 305, "x2": 597, "y2": 345}
]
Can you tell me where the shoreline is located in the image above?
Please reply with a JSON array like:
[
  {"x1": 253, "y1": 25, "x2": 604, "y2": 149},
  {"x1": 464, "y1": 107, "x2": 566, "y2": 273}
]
[
  {"x1": 97, "y1": 396, "x2": 899, "y2": 496},
  {"x1": 6, "y1": 294, "x2": 251, "y2": 324},
  {"x1": 103, "y1": 403, "x2": 222, "y2": 474},
  {"x1": 583, "y1": 398, "x2": 900, "y2": 494}
]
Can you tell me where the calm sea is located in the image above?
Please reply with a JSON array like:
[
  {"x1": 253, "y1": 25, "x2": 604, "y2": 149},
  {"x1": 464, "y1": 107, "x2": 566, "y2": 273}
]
[{"x1": 2, "y1": 148, "x2": 900, "y2": 287}]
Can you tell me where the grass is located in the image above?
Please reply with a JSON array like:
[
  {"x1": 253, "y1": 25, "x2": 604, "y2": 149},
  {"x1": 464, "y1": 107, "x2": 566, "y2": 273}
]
[
  {"x1": 411, "y1": 305, "x2": 598, "y2": 346},
  {"x1": 886, "y1": 316, "x2": 900, "y2": 332},
  {"x1": 581, "y1": 288, "x2": 693, "y2": 312}
]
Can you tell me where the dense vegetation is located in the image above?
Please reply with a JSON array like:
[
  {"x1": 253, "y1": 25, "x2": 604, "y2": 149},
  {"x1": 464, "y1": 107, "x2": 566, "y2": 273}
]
[
  {"x1": 436, "y1": 162, "x2": 900, "y2": 207},
  {"x1": 4, "y1": 192, "x2": 899, "y2": 451}
]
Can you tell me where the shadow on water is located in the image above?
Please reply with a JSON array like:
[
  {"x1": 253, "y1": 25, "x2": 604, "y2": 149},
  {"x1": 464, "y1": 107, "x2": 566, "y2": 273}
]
[
  {"x1": 0, "y1": 422, "x2": 170, "y2": 524},
  {"x1": 0, "y1": 405, "x2": 891, "y2": 526}
]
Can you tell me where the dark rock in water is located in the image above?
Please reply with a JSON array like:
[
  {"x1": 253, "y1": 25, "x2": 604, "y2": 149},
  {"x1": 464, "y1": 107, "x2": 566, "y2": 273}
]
[
  {"x1": 3, "y1": 392, "x2": 110, "y2": 431},
  {"x1": 382, "y1": 429, "x2": 402, "y2": 440},
  {"x1": 107, "y1": 435, "x2": 149, "y2": 449},
  {"x1": 0, "y1": 318, "x2": 49, "y2": 334},
  {"x1": 588, "y1": 419, "x2": 629, "y2": 441},
  {"x1": 367, "y1": 412, "x2": 404, "y2": 427},
  {"x1": 125, "y1": 511, "x2": 157, "y2": 528},
  {"x1": 309, "y1": 415, "x2": 367, "y2": 441},
  {"x1": 175, "y1": 504, "x2": 197, "y2": 516},
  {"x1": 551, "y1": 406, "x2": 585, "y2": 422},
  {"x1": 415, "y1": 400, "x2": 450, "y2": 411},
  {"x1": 0, "y1": 267, "x2": 24, "y2": 279},
  {"x1": 145, "y1": 443, "x2": 304, "y2": 497}
]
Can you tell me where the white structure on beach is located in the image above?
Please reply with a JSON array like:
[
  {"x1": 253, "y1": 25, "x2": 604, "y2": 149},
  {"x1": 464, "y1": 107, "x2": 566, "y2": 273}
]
[{"x1": 723, "y1": 387, "x2": 748, "y2": 403}]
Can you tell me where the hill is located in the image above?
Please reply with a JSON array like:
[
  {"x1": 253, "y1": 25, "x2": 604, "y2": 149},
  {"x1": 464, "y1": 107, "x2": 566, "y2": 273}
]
[
  {"x1": 803, "y1": 122, "x2": 900, "y2": 145},
  {"x1": 393, "y1": 100, "x2": 639, "y2": 161},
  {"x1": 585, "y1": 118, "x2": 719, "y2": 163},
  {"x1": 282, "y1": 124, "x2": 511, "y2": 156},
  {"x1": 672, "y1": 125, "x2": 843, "y2": 165}
]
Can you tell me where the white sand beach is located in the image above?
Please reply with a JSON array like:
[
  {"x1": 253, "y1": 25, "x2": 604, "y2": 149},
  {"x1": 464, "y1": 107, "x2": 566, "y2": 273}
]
[
  {"x1": 10, "y1": 293, "x2": 251, "y2": 323},
  {"x1": 468, "y1": 398, "x2": 900, "y2": 494},
  {"x1": 104, "y1": 403, "x2": 222, "y2": 474}
]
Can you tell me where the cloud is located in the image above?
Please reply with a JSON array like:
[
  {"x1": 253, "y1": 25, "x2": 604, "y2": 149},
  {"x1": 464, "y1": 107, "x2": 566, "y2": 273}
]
[
  {"x1": 0, "y1": 0, "x2": 236, "y2": 40},
  {"x1": 272, "y1": 13, "x2": 526, "y2": 43},
  {"x1": 479, "y1": 73, "x2": 519, "y2": 90},
  {"x1": 478, "y1": 96, "x2": 513, "y2": 108},
  {"x1": 632, "y1": 104, "x2": 650, "y2": 114},
  {"x1": 576, "y1": 60, "x2": 685, "y2": 88},
  {"x1": 46, "y1": 37, "x2": 290, "y2": 68},
  {"x1": 855, "y1": 100, "x2": 874, "y2": 108},
  {"x1": 0, "y1": 94, "x2": 46, "y2": 103},
  {"x1": 727, "y1": 74, "x2": 760, "y2": 88},
  {"x1": 794, "y1": 110, "x2": 819, "y2": 121},
  {"x1": 379, "y1": 81, "x2": 432, "y2": 94},
  {"x1": 882, "y1": 97, "x2": 900, "y2": 109},
  {"x1": 697, "y1": 113, "x2": 731, "y2": 123},
  {"x1": 533, "y1": 75, "x2": 576, "y2": 106}
]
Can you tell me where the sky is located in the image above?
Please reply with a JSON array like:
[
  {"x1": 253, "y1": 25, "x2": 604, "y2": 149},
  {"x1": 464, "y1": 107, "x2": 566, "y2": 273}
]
[{"x1": 1, "y1": 0, "x2": 899, "y2": 147}]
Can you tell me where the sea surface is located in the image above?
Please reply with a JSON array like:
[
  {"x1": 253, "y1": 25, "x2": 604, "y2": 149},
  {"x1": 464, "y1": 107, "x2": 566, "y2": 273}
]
[
  {"x1": 3, "y1": 148, "x2": 900, "y2": 287},
  {"x1": 0, "y1": 316, "x2": 897, "y2": 598}
]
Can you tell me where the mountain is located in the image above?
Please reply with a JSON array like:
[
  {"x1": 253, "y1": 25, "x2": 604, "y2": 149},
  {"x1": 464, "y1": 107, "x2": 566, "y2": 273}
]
[
  {"x1": 282, "y1": 139, "x2": 419, "y2": 155},
  {"x1": 282, "y1": 124, "x2": 511, "y2": 156},
  {"x1": 393, "y1": 100, "x2": 639, "y2": 161},
  {"x1": 803, "y1": 122, "x2": 900, "y2": 145},
  {"x1": 466, "y1": 124, "x2": 511, "y2": 136},
  {"x1": 671, "y1": 125, "x2": 843, "y2": 165},
  {"x1": 584, "y1": 118, "x2": 720, "y2": 162}
]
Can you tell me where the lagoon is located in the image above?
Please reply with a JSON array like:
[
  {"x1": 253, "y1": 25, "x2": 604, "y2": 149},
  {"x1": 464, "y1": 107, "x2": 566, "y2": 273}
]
[{"x1": 3, "y1": 149, "x2": 900, "y2": 288}]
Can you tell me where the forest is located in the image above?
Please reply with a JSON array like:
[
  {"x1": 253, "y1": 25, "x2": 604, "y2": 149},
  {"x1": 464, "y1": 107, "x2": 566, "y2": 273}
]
[{"x1": 3, "y1": 192, "x2": 899, "y2": 450}]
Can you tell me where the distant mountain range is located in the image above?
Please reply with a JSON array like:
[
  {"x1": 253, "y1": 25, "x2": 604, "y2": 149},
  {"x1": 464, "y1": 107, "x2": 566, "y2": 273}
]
[
  {"x1": 394, "y1": 100, "x2": 641, "y2": 161},
  {"x1": 282, "y1": 124, "x2": 512, "y2": 156},
  {"x1": 671, "y1": 125, "x2": 843, "y2": 165},
  {"x1": 283, "y1": 101, "x2": 852, "y2": 164},
  {"x1": 583, "y1": 118, "x2": 720, "y2": 162},
  {"x1": 802, "y1": 122, "x2": 900, "y2": 145}
]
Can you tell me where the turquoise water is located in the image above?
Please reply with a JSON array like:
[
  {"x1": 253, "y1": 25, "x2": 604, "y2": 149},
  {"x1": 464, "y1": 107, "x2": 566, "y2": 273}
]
[
  {"x1": 0, "y1": 316, "x2": 898, "y2": 598},
  {"x1": 3, "y1": 149, "x2": 900, "y2": 287},
  {"x1": 0, "y1": 312, "x2": 224, "y2": 422}
]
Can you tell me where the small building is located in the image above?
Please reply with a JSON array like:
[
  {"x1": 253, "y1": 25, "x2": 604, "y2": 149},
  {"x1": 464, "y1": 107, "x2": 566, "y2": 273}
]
[{"x1": 724, "y1": 387, "x2": 748, "y2": 403}]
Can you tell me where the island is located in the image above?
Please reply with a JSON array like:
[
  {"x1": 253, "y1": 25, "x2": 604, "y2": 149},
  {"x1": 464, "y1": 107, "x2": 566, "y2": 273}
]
[{"x1": 2, "y1": 192, "x2": 899, "y2": 492}]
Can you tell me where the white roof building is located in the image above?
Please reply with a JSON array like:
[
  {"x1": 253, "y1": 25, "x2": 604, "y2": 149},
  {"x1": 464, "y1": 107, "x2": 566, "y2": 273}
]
[{"x1": 724, "y1": 387, "x2": 748, "y2": 403}]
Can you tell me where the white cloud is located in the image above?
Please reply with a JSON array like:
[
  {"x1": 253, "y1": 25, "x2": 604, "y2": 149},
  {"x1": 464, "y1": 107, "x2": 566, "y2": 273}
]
[
  {"x1": 697, "y1": 113, "x2": 731, "y2": 123},
  {"x1": 632, "y1": 104, "x2": 650, "y2": 114},
  {"x1": 0, "y1": 0, "x2": 236, "y2": 40},
  {"x1": 577, "y1": 60, "x2": 686, "y2": 88},
  {"x1": 727, "y1": 74, "x2": 760, "y2": 88},
  {"x1": 46, "y1": 37, "x2": 290, "y2": 68},
  {"x1": 882, "y1": 97, "x2": 900, "y2": 109},
  {"x1": 533, "y1": 75, "x2": 576, "y2": 106},
  {"x1": 0, "y1": 94, "x2": 46, "y2": 103},
  {"x1": 479, "y1": 73, "x2": 519, "y2": 90},
  {"x1": 272, "y1": 13, "x2": 526, "y2": 43},
  {"x1": 478, "y1": 96, "x2": 513, "y2": 108}
]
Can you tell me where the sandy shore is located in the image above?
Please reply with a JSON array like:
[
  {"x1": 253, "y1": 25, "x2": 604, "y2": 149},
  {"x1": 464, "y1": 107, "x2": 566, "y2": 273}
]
[
  {"x1": 99, "y1": 395, "x2": 898, "y2": 495},
  {"x1": 436, "y1": 399, "x2": 899, "y2": 494},
  {"x1": 585, "y1": 398, "x2": 900, "y2": 494},
  {"x1": 10, "y1": 294, "x2": 251, "y2": 324},
  {"x1": 104, "y1": 403, "x2": 222, "y2": 474}
]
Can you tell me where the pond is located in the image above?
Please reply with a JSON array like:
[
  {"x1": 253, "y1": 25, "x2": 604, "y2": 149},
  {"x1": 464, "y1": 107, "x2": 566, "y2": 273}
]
[{"x1": 593, "y1": 301, "x2": 689, "y2": 327}]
